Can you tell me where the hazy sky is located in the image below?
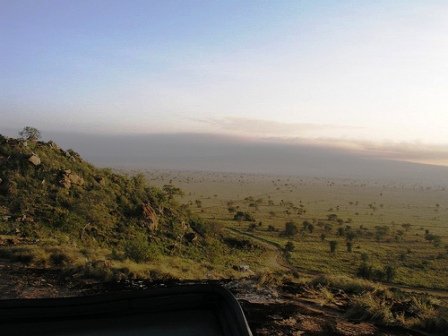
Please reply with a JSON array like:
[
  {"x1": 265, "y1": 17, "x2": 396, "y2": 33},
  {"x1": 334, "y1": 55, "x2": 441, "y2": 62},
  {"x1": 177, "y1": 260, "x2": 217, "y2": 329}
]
[{"x1": 1, "y1": 1, "x2": 448, "y2": 164}]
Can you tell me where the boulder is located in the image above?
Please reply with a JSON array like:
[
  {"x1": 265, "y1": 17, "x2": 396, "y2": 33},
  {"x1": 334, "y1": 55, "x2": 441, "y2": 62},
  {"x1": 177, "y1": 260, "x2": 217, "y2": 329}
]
[
  {"x1": 59, "y1": 169, "x2": 85, "y2": 189},
  {"x1": 28, "y1": 153, "x2": 41, "y2": 166},
  {"x1": 233, "y1": 264, "x2": 251, "y2": 272},
  {"x1": 47, "y1": 140, "x2": 59, "y2": 150},
  {"x1": 142, "y1": 203, "x2": 158, "y2": 231}
]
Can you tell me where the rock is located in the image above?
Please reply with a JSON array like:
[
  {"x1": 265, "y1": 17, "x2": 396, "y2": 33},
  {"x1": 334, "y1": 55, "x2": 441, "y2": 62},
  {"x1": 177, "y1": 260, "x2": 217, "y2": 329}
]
[
  {"x1": 59, "y1": 175, "x2": 72, "y2": 189},
  {"x1": 28, "y1": 153, "x2": 41, "y2": 166},
  {"x1": 69, "y1": 173, "x2": 84, "y2": 186},
  {"x1": 142, "y1": 203, "x2": 159, "y2": 231},
  {"x1": 233, "y1": 264, "x2": 251, "y2": 272},
  {"x1": 184, "y1": 232, "x2": 197, "y2": 243},
  {"x1": 59, "y1": 169, "x2": 85, "y2": 189},
  {"x1": 47, "y1": 140, "x2": 59, "y2": 150}
]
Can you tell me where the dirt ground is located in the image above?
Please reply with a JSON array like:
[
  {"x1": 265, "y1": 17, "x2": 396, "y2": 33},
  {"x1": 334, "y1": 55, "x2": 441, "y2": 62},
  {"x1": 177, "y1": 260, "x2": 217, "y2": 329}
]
[{"x1": 0, "y1": 260, "x2": 427, "y2": 336}]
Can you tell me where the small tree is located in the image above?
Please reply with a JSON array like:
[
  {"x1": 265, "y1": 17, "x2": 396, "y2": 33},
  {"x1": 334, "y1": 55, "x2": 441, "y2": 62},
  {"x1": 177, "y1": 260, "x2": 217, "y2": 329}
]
[
  {"x1": 346, "y1": 241, "x2": 353, "y2": 252},
  {"x1": 19, "y1": 126, "x2": 41, "y2": 141},
  {"x1": 384, "y1": 265, "x2": 395, "y2": 282},
  {"x1": 361, "y1": 252, "x2": 369, "y2": 262},
  {"x1": 320, "y1": 233, "x2": 326, "y2": 242},
  {"x1": 337, "y1": 227, "x2": 344, "y2": 236},
  {"x1": 124, "y1": 233, "x2": 156, "y2": 262},
  {"x1": 284, "y1": 221, "x2": 298, "y2": 236},
  {"x1": 247, "y1": 223, "x2": 257, "y2": 232},
  {"x1": 329, "y1": 240, "x2": 338, "y2": 254},
  {"x1": 162, "y1": 184, "x2": 184, "y2": 200},
  {"x1": 285, "y1": 241, "x2": 295, "y2": 252}
]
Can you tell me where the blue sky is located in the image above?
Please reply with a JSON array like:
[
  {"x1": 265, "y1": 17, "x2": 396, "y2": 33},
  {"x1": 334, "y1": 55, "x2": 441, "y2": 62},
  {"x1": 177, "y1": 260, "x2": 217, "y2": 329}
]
[{"x1": 1, "y1": 0, "x2": 448, "y2": 164}]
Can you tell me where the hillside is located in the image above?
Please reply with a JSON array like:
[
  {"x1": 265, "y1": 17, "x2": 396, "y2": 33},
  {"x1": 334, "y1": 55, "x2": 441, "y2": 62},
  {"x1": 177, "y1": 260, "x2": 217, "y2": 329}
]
[{"x1": 0, "y1": 134, "x2": 262, "y2": 280}]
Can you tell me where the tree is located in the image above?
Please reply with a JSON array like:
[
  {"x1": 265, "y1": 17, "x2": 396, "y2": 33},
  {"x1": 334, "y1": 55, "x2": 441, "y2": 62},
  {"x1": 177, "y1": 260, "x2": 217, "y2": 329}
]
[
  {"x1": 302, "y1": 221, "x2": 314, "y2": 233},
  {"x1": 285, "y1": 241, "x2": 295, "y2": 252},
  {"x1": 233, "y1": 211, "x2": 255, "y2": 222},
  {"x1": 162, "y1": 184, "x2": 184, "y2": 200},
  {"x1": 384, "y1": 265, "x2": 395, "y2": 282},
  {"x1": 329, "y1": 240, "x2": 338, "y2": 254},
  {"x1": 346, "y1": 241, "x2": 353, "y2": 252},
  {"x1": 284, "y1": 221, "x2": 298, "y2": 236},
  {"x1": 361, "y1": 252, "x2": 369, "y2": 262},
  {"x1": 247, "y1": 223, "x2": 257, "y2": 232},
  {"x1": 320, "y1": 233, "x2": 326, "y2": 242},
  {"x1": 19, "y1": 126, "x2": 41, "y2": 141},
  {"x1": 346, "y1": 230, "x2": 356, "y2": 242}
]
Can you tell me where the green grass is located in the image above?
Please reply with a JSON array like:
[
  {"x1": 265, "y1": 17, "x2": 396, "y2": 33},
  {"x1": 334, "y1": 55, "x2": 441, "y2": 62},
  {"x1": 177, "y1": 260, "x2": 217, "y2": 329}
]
[{"x1": 144, "y1": 169, "x2": 448, "y2": 290}]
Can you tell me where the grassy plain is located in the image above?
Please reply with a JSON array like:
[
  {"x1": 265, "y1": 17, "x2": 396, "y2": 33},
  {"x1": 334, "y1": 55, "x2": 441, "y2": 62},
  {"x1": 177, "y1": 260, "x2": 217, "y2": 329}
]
[{"x1": 144, "y1": 169, "x2": 448, "y2": 290}]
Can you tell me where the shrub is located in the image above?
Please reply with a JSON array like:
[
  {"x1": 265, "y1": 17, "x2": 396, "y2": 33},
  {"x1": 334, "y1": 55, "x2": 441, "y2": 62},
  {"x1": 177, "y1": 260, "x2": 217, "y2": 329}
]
[
  {"x1": 50, "y1": 251, "x2": 72, "y2": 266},
  {"x1": 124, "y1": 233, "x2": 156, "y2": 262},
  {"x1": 233, "y1": 211, "x2": 255, "y2": 222},
  {"x1": 329, "y1": 240, "x2": 338, "y2": 254},
  {"x1": 189, "y1": 217, "x2": 207, "y2": 236},
  {"x1": 346, "y1": 293, "x2": 394, "y2": 324},
  {"x1": 357, "y1": 263, "x2": 396, "y2": 282},
  {"x1": 346, "y1": 241, "x2": 353, "y2": 252},
  {"x1": 285, "y1": 241, "x2": 295, "y2": 252},
  {"x1": 284, "y1": 221, "x2": 298, "y2": 236}
]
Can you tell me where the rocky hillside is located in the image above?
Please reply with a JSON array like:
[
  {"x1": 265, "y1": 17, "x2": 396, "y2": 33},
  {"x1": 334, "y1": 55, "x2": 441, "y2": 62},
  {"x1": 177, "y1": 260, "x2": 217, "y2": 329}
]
[
  {"x1": 0, "y1": 133, "x2": 265, "y2": 280},
  {"x1": 0, "y1": 134, "x2": 188, "y2": 244}
]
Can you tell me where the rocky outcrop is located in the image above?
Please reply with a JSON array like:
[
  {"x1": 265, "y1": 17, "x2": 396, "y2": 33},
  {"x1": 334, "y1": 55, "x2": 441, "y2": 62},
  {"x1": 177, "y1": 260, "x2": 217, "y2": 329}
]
[
  {"x1": 59, "y1": 169, "x2": 85, "y2": 189},
  {"x1": 28, "y1": 154, "x2": 41, "y2": 166},
  {"x1": 142, "y1": 203, "x2": 158, "y2": 231},
  {"x1": 47, "y1": 140, "x2": 59, "y2": 150}
]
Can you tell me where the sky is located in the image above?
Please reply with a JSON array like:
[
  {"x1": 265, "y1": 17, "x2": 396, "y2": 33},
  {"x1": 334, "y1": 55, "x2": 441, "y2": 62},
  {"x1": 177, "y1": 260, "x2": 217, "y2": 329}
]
[{"x1": 1, "y1": 1, "x2": 448, "y2": 165}]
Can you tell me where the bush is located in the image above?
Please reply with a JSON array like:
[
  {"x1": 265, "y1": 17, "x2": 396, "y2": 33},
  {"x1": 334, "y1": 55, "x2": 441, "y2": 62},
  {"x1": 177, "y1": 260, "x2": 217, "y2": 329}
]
[
  {"x1": 346, "y1": 293, "x2": 394, "y2": 324},
  {"x1": 357, "y1": 263, "x2": 396, "y2": 282},
  {"x1": 189, "y1": 217, "x2": 207, "y2": 236},
  {"x1": 267, "y1": 225, "x2": 276, "y2": 232},
  {"x1": 284, "y1": 221, "x2": 298, "y2": 236},
  {"x1": 285, "y1": 241, "x2": 295, "y2": 252},
  {"x1": 233, "y1": 211, "x2": 255, "y2": 221},
  {"x1": 50, "y1": 251, "x2": 72, "y2": 266},
  {"x1": 329, "y1": 240, "x2": 338, "y2": 254},
  {"x1": 346, "y1": 241, "x2": 353, "y2": 252},
  {"x1": 124, "y1": 233, "x2": 156, "y2": 262}
]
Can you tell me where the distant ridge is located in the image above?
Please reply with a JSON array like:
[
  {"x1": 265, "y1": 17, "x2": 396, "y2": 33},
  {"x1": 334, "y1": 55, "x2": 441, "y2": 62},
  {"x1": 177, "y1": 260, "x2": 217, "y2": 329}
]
[{"x1": 2, "y1": 130, "x2": 445, "y2": 185}]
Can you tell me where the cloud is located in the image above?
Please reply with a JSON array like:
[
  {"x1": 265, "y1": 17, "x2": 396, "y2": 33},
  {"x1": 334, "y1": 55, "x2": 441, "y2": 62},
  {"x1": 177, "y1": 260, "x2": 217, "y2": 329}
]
[
  {"x1": 192, "y1": 117, "x2": 361, "y2": 138},
  {"x1": 262, "y1": 136, "x2": 448, "y2": 167}
]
